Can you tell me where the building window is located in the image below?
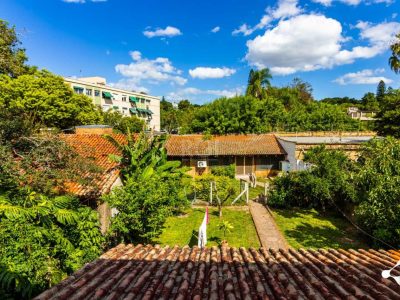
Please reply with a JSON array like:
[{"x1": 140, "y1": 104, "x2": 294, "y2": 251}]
[
  {"x1": 122, "y1": 107, "x2": 128, "y2": 114},
  {"x1": 73, "y1": 86, "x2": 84, "y2": 94},
  {"x1": 141, "y1": 99, "x2": 145, "y2": 104},
  {"x1": 86, "y1": 89, "x2": 92, "y2": 96},
  {"x1": 146, "y1": 99, "x2": 150, "y2": 103},
  {"x1": 94, "y1": 90, "x2": 100, "y2": 97},
  {"x1": 122, "y1": 96, "x2": 127, "y2": 102}
]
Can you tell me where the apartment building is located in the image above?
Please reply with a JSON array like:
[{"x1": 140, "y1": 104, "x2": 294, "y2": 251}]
[{"x1": 64, "y1": 76, "x2": 161, "y2": 131}]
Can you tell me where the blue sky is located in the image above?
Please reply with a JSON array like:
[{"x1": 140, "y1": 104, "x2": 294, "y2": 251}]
[{"x1": 0, "y1": 0, "x2": 399, "y2": 103}]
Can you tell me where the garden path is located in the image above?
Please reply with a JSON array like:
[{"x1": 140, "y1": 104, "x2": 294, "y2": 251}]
[{"x1": 249, "y1": 201, "x2": 289, "y2": 250}]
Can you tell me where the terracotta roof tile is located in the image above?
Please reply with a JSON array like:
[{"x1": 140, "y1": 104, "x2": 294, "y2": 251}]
[
  {"x1": 34, "y1": 244, "x2": 400, "y2": 299},
  {"x1": 166, "y1": 134, "x2": 286, "y2": 156},
  {"x1": 60, "y1": 134, "x2": 125, "y2": 196}
]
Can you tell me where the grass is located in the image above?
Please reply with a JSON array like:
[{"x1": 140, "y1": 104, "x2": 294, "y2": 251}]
[
  {"x1": 248, "y1": 185, "x2": 265, "y2": 200},
  {"x1": 271, "y1": 207, "x2": 370, "y2": 249},
  {"x1": 155, "y1": 207, "x2": 260, "y2": 248}
]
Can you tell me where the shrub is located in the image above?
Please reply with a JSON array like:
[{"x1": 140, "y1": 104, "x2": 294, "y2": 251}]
[
  {"x1": 191, "y1": 174, "x2": 240, "y2": 204},
  {"x1": 210, "y1": 164, "x2": 235, "y2": 178}
]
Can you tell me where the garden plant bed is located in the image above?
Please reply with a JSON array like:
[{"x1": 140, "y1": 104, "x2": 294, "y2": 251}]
[
  {"x1": 155, "y1": 207, "x2": 260, "y2": 248},
  {"x1": 271, "y1": 207, "x2": 370, "y2": 249}
]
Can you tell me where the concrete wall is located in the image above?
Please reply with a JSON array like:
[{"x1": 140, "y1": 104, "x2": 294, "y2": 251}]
[
  {"x1": 276, "y1": 131, "x2": 376, "y2": 137},
  {"x1": 177, "y1": 155, "x2": 283, "y2": 178},
  {"x1": 276, "y1": 138, "x2": 297, "y2": 171},
  {"x1": 97, "y1": 177, "x2": 122, "y2": 234}
]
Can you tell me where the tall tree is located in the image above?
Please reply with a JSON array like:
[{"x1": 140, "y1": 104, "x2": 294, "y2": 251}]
[
  {"x1": 0, "y1": 70, "x2": 102, "y2": 129},
  {"x1": 245, "y1": 68, "x2": 272, "y2": 99},
  {"x1": 376, "y1": 80, "x2": 386, "y2": 103},
  {"x1": 290, "y1": 77, "x2": 314, "y2": 104},
  {"x1": 389, "y1": 33, "x2": 400, "y2": 74},
  {"x1": 361, "y1": 92, "x2": 379, "y2": 111},
  {"x1": 0, "y1": 19, "x2": 33, "y2": 78},
  {"x1": 375, "y1": 89, "x2": 400, "y2": 137}
]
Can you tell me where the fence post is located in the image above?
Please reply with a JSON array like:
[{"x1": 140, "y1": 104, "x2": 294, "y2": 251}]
[
  {"x1": 210, "y1": 182, "x2": 213, "y2": 204},
  {"x1": 245, "y1": 182, "x2": 249, "y2": 204}
]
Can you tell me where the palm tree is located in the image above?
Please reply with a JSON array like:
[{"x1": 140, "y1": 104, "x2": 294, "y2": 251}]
[
  {"x1": 245, "y1": 68, "x2": 272, "y2": 99},
  {"x1": 389, "y1": 33, "x2": 400, "y2": 74}
]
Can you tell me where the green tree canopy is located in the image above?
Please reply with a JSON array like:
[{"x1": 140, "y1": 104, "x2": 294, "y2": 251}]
[
  {"x1": 361, "y1": 92, "x2": 379, "y2": 111},
  {"x1": 189, "y1": 96, "x2": 264, "y2": 134},
  {"x1": 245, "y1": 68, "x2": 272, "y2": 99},
  {"x1": 354, "y1": 137, "x2": 400, "y2": 247},
  {"x1": 0, "y1": 70, "x2": 102, "y2": 129},
  {"x1": 0, "y1": 19, "x2": 33, "y2": 78},
  {"x1": 102, "y1": 110, "x2": 145, "y2": 134},
  {"x1": 375, "y1": 88, "x2": 400, "y2": 137},
  {"x1": 290, "y1": 77, "x2": 313, "y2": 104},
  {"x1": 376, "y1": 80, "x2": 386, "y2": 103},
  {"x1": 389, "y1": 33, "x2": 400, "y2": 74}
]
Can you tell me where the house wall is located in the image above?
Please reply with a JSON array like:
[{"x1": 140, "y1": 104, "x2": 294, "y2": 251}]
[
  {"x1": 175, "y1": 155, "x2": 284, "y2": 177},
  {"x1": 294, "y1": 144, "x2": 362, "y2": 161},
  {"x1": 97, "y1": 176, "x2": 123, "y2": 234},
  {"x1": 276, "y1": 138, "x2": 297, "y2": 170}
]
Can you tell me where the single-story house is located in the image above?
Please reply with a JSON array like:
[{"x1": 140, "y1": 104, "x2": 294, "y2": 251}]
[
  {"x1": 34, "y1": 243, "x2": 400, "y2": 299},
  {"x1": 165, "y1": 134, "x2": 287, "y2": 177},
  {"x1": 276, "y1": 131, "x2": 376, "y2": 171}
]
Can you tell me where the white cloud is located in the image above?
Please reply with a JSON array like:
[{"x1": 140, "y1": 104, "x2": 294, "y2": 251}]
[
  {"x1": 311, "y1": 0, "x2": 333, "y2": 5},
  {"x1": 189, "y1": 67, "x2": 236, "y2": 79},
  {"x1": 245, "y1": 14, "x2": 400, "y2": 75},
  {"x1": 62, "y1": 0, "x2": 106, "y2": 3},
  {"x1": 232, "y1": 24, "x2": 255, "y2": 36},
  {"x1": 143, "y1": 26, "x2": 182, "y2": 38},
  {"x1": 110, "y1": 80, "x2": 150, "y2": 94},
  {"x1": 268, "y1": 0, "x2": 302, "y2": 19},
  {"x1": 112, "y1": 51, "x2": 187, "y2": 92},
  {"x1": 312, "y1": 0, "x2": 393, "y2": 6},
  {"x1": 333, "y1": 69, "x2": 393, "y2": 85},
  {"x1": 356, "y1": 21, "x2": 400, "y2": 46},
  {"x1": 232, "y1": 0, "x2": 302, "y2": 36},
  {"x1": 168, "y1": 87, "x2": 242, "y2": 101},
  {"x1": 211, "y1": 26, "x2": 220, "y2": 33}
]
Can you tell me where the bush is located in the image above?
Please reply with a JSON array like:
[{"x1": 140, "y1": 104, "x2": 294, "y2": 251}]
[
  {"x1": 268, "y1": 146, "x2": 355, "y2": 211},
  {"x1": 191, "y1": 174, "x2": 240, "y2": 204},
  {"x1": 0, "y1": 192, "x2": 104, "y2": 299},
  {"x1": 104, "y1": 133, "x2": 189, "y2": 244},
  {"x1": 353, "y1": 137, "x2": 400, "y2": 247},
  {"x1": 210, "y1": 164, "x2": 235, "y2": 178}
]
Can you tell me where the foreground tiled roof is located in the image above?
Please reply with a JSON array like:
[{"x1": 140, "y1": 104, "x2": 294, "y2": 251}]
[
  {"x1": 60, "y1": 134, "x2": 125, "y2": 196},
  {"x1": 166, "y1": 134, "x2": 286, "y2": 156},
  {"x1": 35, "y1": 244, "x2": 400, "y2": 299}
]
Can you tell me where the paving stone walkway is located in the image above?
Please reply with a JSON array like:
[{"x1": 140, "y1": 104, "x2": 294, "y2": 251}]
[{"x1": 248, "y1": 200, "x2": 289, "y2": 250}]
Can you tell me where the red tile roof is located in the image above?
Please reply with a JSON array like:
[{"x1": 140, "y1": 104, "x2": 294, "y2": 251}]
[
  {"x1": 166, "y1": 134, "x2": 286, "y2": 156},
  {"x1": 60, "y1": 134, "x2": 125, "y2": 196},
  {"x1": 35, "y1": 244, "x2": 400, "y2": 299}
]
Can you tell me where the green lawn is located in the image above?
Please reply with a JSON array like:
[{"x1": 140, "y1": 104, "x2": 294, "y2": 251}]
[
  {"x1": 271, "y1": 208, "x2": 370, "y2": 249},
  {"x1": 155, "y1": 207, "x2": 260, "y2": 248},
  {"x1": 248, "y1": 185, "x2": 265, "y2": 200}
]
